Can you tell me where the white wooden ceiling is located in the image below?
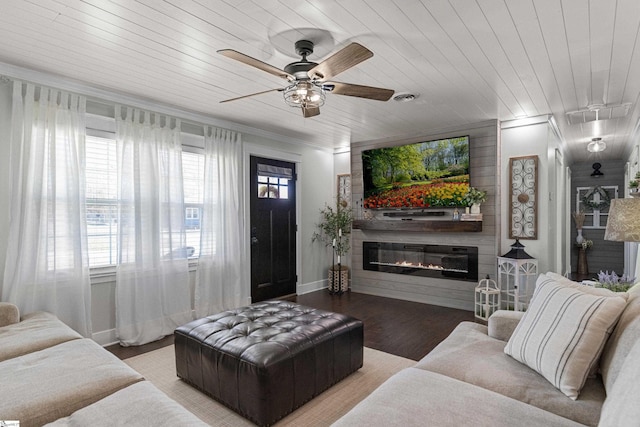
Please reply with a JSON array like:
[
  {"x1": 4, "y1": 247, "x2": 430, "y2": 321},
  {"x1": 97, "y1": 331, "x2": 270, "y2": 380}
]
[{"x1": 1, "y1": 0, "x2": 640, "y2": 163}]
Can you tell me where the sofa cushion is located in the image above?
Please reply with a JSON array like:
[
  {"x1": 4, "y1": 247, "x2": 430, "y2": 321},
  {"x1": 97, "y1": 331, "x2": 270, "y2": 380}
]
[
  {"x1": 331, "y1": 367, "x2": 583, "y2": 427},
  {"x1": 45, "y1": 381, "x2": 209, "y2": 427},
  {"x1": 0, "y1": 338, "x2": 144, "y2": 426},
  {"x1": 598, "y1": 338, "x2": 640, "y2": 427},
  {"x1": 504, "y1": 275, "x2": 626, "y2": 399},
  {"x1": 0, "y1": 302, "x2": 20, "y2": 327},
  {"x1": 598, "y1": 282, "x2": 640, "y2": 392},
  {"x1": 0, "y1": 311, "x2": 82, "y2": 362},
  {"x1": 415, "y1": 321, "x2": 604, "y2": 426},
  {"x1": 487, "y1": 310, "x2": 524, "y2": 341}
]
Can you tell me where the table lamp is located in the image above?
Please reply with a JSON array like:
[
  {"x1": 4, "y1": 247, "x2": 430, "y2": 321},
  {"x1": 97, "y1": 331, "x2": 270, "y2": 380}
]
[{"x1": 604, "y1": 198, "x2": 640, "y2": 242}]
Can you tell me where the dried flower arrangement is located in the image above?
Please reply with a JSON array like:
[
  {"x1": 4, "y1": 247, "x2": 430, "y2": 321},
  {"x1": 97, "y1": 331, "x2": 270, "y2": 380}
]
[{"x1": 572, "y1": 211, "x2": 586, "y2": 229}]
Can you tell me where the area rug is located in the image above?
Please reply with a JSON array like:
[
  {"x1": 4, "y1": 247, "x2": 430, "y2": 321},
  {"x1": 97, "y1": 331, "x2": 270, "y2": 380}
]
[{"x1": 125, "y1": 345, "x2": 415, "y2": 426}]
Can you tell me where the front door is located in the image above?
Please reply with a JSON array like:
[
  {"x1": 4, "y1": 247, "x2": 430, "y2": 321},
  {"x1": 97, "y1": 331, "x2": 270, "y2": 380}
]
[{"x1": 250, "y1": 156, "x2": 297, "y2": 302}]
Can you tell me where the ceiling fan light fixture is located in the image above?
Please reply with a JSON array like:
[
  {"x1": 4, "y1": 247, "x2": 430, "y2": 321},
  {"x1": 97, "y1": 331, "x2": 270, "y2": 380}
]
[
  {"x1": 283, "y1": 81, "x2": 325, "y2": 108},
  {"x1": 587, "y1": 137, "x2": 606, "y2": 153}
]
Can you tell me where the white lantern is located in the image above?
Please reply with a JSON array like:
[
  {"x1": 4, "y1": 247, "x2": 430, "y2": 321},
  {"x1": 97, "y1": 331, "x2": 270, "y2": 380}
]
[
  {"x1": 498, "y1": 239, "x2": 538, "y2": 312},
  {"x1": 475, "y1": 275, "x2": 500, "y2": 321}
]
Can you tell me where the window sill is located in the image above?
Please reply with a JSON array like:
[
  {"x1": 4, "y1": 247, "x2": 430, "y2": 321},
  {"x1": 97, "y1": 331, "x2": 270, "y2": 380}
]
[{"x1": 90, "y1": 259, "x2": 200, "y2": 285}]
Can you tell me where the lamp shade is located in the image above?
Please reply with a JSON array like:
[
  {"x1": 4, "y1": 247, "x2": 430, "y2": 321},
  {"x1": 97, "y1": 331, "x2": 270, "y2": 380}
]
[{"x1": 604, "y1": 198, "x2": 640, "y2": 242}]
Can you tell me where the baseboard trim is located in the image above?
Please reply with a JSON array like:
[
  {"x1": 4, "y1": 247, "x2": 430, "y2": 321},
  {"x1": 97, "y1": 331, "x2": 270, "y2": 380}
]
[
  {"x1": 297, "y1": 279, "x2": 330, "y2": 295},
  {"x1": 93, "y1": 328, "x2": 118, "y2": 347}
]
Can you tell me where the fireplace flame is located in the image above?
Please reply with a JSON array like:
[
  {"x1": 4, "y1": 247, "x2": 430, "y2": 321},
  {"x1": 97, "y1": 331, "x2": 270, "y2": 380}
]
[
  {"x1": 395, "y1": 261, "x2": 444, "y2": 270},
  {"x1": 370, "y1": 260, "x2": 467, "y2": 274}
]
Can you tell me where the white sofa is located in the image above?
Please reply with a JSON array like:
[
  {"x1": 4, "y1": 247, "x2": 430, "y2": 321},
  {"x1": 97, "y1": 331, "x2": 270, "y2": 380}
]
[
  {"x1": 334, "y1": 273, "x2": 640, "y2": 426},
  {"x1": 0, "y1": 303, "x2": 207, "y2": 427}
]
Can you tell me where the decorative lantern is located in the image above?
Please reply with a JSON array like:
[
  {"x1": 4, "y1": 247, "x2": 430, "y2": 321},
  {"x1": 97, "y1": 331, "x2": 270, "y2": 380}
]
[
  {"x1": 498, "y1": 239, "x2": 538, "y2": 312},
  {"x1": 475, "y1": 275, "x2": 500, "y2": 321}
]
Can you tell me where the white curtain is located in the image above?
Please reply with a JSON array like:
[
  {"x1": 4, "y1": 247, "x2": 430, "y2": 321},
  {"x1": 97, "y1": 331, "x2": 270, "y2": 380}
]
[
  {"x1": 115, "y1": 106, "x2": 192, "y2": 346},
  {"x1": 194, "y1": 127, "x2": 244, "y2": 317},
  {"x1": 2, "y1": 81, "x2": 92, "y2": 337}
]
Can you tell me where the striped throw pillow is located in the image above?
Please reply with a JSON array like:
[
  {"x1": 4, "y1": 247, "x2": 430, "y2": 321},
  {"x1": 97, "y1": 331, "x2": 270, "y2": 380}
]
[{"x1": 504, "y1": 274, "x2": 627, "y2": 399}]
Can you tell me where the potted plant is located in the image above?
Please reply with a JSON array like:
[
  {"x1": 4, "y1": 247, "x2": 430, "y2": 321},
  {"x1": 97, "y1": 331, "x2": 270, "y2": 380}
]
[
  {"x1": 463, "y1": 187, "x2": 487, "y2": 214},
  {"x1": 630, "y1": 178, "x2": 640, "y2": 196},
  {"x1": 312, "y1": 196, "x2": 353, "y2": 293}
]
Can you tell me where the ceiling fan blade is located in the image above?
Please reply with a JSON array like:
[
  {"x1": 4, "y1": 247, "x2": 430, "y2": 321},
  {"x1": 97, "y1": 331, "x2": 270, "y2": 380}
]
[
  {"x1": 325, "y1": 82, "x2": 394, "y2": 101},
  {"x1": 218, "y1": 49, "x2": 293, "y2": 81},
  {"x1": 220, "y1": 88, "x2": 283, "y2": 103},
  {"x1": 302, "y1": 106, "x2": 320, "y2": 118},
  {"x1": 308, "y1": 42, "x2": 373, "y2": 81}
]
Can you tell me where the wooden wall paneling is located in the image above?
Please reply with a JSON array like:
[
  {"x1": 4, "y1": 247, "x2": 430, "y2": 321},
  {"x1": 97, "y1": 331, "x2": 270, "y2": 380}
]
[{"x1": 350, "y1": 120, "x2": 500, "y2": 311}]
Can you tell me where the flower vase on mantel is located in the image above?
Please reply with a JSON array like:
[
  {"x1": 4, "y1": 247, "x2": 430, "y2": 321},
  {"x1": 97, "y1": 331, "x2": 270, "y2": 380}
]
[
  {"x1": 576, "y1": 228, "x2": 584, "y2": 245},
  {"x1": 470, "y1": 203, "x2": 481, "y2": 214}
]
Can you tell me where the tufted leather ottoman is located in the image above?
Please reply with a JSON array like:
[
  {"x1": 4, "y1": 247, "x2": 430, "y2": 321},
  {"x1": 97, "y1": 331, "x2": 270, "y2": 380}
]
[{"x1": 174, "y1": 300, "x2": 364, "y2": 426}]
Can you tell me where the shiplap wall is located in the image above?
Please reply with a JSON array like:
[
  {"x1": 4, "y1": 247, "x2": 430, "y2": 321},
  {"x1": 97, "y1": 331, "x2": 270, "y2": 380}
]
[
  {"x1": 350, "y1": 120, "x2": 500, "y2": 311},
  {"x1": 570, "y1": 160, "x2": 625, "y2": 276}
]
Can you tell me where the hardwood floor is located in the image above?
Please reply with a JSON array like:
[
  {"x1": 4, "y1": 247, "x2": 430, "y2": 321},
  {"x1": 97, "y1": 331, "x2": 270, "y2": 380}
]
[
  {"x1": 294, "y1": 291, "x2": 475, "y2": 360},
  {"x1": 107, "y1": 290, "x2": 476, "y2": 361}
]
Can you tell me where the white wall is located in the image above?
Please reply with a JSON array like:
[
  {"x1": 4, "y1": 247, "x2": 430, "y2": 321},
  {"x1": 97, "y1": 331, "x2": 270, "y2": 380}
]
[
  {"x1": 241, "y1": 134, "x2": 335, "y2": 292},
  {"x1": 500, "y1": 117, "x2": 567, "y2": 275},
  {"x1": 334, "y1": 150, "x2": 351, "y2": 176}
]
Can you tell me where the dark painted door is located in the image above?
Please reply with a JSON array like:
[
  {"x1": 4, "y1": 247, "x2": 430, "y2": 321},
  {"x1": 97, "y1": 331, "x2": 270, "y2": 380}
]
[{"x1": 250, "y1": 156, "x2": 297, "y2": 302}]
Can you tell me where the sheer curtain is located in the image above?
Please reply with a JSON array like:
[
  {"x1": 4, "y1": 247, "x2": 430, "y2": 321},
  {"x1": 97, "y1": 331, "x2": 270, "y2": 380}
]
[
  {"x1": 115, "y1": 106, "x2": 192, "y2": 346},
  {"x1": 194, "y1": 127, "x2": 245, "y2": 317},
  {"x1": 2, "y1": 81, "x2": 92, "y2": 337}
]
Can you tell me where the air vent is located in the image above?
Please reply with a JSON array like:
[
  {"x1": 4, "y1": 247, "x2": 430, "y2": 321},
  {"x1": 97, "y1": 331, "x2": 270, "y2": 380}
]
[
  {"x1": 566, "y1": 103, "x2": 632, "y2": 125},
  {"x1": 393, "y1": 93, "x2": 418, "y2": 102}
]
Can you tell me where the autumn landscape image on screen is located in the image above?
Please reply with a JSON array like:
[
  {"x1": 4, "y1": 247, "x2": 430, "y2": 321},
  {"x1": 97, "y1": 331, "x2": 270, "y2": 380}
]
[{"x1": 362, "y1": 136, "x2": 470, "y2": 209}]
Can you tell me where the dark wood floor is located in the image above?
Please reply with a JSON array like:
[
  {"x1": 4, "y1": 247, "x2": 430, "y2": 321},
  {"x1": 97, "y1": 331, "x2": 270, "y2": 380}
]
[{"x1": 107, "y1": 290, "x2": 476, "y2": 361}]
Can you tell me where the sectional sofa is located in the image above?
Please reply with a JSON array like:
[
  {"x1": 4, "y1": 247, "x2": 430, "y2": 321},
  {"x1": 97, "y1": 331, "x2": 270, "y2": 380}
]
[
  {"x1": 334, "y1": 273, "x2": 640, "y2": 426},
  {"x1": 0, "y1": 303, "x2": 208, "y2": 427}
]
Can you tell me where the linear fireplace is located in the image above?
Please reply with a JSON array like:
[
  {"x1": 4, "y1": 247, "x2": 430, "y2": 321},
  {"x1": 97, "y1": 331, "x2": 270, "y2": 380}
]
[{"x1": 363, "y1": 242, "x2": 479, "y2": 281}]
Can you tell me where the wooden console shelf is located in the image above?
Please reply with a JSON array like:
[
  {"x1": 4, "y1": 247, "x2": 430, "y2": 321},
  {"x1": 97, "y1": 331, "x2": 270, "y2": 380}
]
[{"x1": 352, "y1": 219, "x2": 482, "y2": 232}]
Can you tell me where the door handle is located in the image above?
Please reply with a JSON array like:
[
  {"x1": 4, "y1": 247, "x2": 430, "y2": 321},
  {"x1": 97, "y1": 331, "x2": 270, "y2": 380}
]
[{"x1": 251, "y1": 237, "x2": 259, "y2": 245}]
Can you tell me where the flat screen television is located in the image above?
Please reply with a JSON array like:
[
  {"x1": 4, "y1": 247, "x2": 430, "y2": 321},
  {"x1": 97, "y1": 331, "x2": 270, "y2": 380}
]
[{"x1": 362, "y1": 136, "x2": 470, "y2": 209}]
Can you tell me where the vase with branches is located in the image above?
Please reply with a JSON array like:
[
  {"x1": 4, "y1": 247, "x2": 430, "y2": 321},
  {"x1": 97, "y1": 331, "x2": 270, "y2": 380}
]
[
  {"x1": 312, "y1": 196, "x2": 353, "y2": 293},
  {"x1": 572, "y1": 211, "x2": 586, "y2": 244}
]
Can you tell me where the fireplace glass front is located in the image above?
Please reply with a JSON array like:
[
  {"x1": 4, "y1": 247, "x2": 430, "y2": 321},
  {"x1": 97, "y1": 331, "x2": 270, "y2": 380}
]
[{"x1": 363, "y1": 241, "x2": 478, "y2": 281}]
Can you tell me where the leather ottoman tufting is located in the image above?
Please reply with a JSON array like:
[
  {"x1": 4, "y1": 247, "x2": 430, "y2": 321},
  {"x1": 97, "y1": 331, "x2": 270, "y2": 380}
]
[{"x1": 174, "y1": 300, "x2": 364, "y2": 426}]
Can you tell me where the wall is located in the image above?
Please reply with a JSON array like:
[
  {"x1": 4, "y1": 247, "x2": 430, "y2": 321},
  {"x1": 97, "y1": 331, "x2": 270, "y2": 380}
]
[
  {"x1": 0, "y1": 78, "x2": 335, "y2": 345},
  {"x1": 500, "y1": 117, "x2": 568, "y2": 275},
  {"x1": 570, "y1": 160, "x2": 625, "y2": 276},
  {"x1": 624, "y1": 144, "x2": 640, "y2": 278},
  {"x1": 349, "y1": 120, "x2": 500, "y2": 311}
]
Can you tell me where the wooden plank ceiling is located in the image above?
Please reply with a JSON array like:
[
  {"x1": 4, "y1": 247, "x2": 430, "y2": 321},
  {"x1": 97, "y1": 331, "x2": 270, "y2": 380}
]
[{"x1": 1, "y1": 0, "x2": 639, "y2": 163}]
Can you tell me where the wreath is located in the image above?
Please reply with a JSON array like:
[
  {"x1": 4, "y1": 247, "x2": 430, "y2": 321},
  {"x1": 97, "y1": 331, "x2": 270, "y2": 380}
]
[{"x1": 581, "y1": 186, "x2": 611, "y2": 210}]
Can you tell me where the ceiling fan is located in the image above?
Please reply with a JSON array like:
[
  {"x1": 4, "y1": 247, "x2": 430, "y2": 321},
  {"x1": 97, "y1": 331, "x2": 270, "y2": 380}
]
[{"x1": 217, "y1": 40, "x2": 395, "y2": 118}]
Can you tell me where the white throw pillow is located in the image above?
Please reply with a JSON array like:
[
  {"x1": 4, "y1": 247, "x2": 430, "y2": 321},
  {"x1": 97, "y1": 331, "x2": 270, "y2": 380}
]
[{"x1": 504, "y1": 273, "x2": 627, "y2": 399}]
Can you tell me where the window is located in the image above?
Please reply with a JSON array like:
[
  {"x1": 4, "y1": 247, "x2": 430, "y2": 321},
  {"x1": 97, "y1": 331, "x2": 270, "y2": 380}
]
[
  {"x1": 256, "y1": 163, "x2": 292, "y2": 200},
  {"x1": 576, "y1": 186, "x2": 618, "y2": 229},
  {"x1": 85, "y1": 136, "x2": 205, "y2": 267},
  {"x1": 257, "y1": 176, "x2": 290, "y2": 199},
  {"x1": 182, "y1": 151, "x2": 205, "y2": 257},
  {"x1": 85, "y1": 135, "x2": 118, "y2": 267}
]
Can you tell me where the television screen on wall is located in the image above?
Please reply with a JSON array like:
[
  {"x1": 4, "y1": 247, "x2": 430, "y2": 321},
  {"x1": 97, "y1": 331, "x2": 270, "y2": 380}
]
[{"x1": 362, "y1": 136, "x2": 470, "y2": 209}]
